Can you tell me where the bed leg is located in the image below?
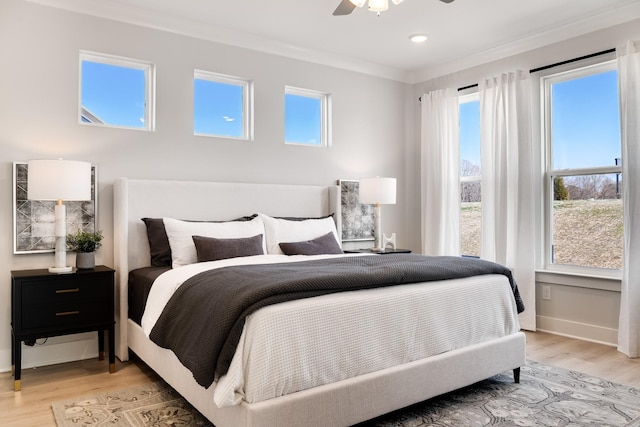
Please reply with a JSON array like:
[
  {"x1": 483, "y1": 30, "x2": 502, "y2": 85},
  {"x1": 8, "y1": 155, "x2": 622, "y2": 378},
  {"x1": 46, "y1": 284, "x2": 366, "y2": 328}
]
[{"x1": 513, "y1": 367, "x2": 521, "y2": 383}]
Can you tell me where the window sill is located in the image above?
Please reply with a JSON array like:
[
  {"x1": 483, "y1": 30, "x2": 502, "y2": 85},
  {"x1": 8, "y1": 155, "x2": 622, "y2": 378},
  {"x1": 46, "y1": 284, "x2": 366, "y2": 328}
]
[{"x1": 535, "y1": 270, "x2": 621, "y2": 292}]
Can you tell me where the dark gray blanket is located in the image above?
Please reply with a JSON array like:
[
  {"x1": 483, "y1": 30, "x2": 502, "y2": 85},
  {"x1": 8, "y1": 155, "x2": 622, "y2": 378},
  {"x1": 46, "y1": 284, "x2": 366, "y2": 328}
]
[{"x1": 149, "y1": 254, "x2": 524, "y2": 388}]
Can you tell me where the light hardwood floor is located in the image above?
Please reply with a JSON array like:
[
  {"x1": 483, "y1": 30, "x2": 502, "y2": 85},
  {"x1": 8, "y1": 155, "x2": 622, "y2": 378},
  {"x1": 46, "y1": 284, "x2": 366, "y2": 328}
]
[{"x1": 2, "y1": 331, "x2": 640, "y2": 426}]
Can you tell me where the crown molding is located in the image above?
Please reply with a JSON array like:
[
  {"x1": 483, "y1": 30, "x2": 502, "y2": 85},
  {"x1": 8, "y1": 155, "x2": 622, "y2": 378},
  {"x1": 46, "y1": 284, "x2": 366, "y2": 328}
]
[{"x1": 22, "y1": 0, "x2": 413, "y2": 83}]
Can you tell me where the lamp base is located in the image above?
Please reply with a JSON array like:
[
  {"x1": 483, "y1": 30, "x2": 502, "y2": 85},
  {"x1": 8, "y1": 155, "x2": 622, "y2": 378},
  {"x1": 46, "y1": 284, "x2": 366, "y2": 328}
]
[{"x1": 48, "y1": 266, "x2": 73, "y2": 274}]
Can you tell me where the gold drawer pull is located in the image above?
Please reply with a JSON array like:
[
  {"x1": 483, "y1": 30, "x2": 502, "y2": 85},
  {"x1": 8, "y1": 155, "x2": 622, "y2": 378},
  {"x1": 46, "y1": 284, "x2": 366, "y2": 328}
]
[
  {"x1": 56, "y1": 311, "x2": 80, "y2": 316},
  {"x1": 56, "y1": 288, "x2": 80, "y2": 294}
]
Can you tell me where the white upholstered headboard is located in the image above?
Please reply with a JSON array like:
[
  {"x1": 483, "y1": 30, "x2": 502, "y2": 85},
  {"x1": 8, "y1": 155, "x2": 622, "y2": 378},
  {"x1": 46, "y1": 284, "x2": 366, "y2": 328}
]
[{"x1": 113, "y1": 178, "x2": 341, "y2": 361}]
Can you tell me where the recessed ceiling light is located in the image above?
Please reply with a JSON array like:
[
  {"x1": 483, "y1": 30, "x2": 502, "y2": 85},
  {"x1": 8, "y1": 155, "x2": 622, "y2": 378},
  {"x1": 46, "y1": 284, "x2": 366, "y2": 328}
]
[{"x1": 409, "y1": 34, "x2": 428, "y2": 43}]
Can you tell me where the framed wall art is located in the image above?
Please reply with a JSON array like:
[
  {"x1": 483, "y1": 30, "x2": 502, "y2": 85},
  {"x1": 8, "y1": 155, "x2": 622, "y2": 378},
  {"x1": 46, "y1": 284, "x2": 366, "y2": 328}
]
[
  {"x1": 13, "y1": 161, "x2": 98, "y2": 254},
  {"x1": 339, "y1": 179, "x2": 375, "y2": 242}
]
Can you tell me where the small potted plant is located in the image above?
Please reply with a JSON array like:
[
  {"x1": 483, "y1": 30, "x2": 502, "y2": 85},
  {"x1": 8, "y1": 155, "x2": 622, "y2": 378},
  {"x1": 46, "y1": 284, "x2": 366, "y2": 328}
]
[{"x1": 67, "y1": 229, "x2": 103, "y2": 269}]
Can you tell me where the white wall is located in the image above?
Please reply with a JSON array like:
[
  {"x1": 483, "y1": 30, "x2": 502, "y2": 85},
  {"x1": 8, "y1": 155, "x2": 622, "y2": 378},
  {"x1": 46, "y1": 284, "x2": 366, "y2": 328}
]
[
  {"x1": 0, "y1": 0, "x2": 413, "y2": 372},
  {"x1": 413, "y1": 18, "x2": 640, "y2": 346}
]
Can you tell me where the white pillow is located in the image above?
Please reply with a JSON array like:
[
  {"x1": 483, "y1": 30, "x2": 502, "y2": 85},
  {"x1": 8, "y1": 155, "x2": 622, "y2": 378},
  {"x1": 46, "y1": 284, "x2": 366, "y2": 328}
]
[
  {"x1": 163, "y1": 216, "x2": 266, "y2": 268},
  {"x1": 258, "y1": 213, "x2": 341, "y2": 255}
]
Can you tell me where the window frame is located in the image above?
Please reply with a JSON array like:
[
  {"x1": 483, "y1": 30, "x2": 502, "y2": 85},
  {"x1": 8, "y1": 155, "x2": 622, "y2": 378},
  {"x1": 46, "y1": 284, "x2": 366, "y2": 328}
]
[
  {"x1": 193, "y1": 70, "x2": 253, "y2": 141},
  {"x1": 284, "y1": 86, "x2": 331, "y2": 148},
  {"x1": 541, "y1": 59, "x2": 622, "y2": 277},
  {"x1": 78, "y1": 50, "x2": 155, "y2": 131}
]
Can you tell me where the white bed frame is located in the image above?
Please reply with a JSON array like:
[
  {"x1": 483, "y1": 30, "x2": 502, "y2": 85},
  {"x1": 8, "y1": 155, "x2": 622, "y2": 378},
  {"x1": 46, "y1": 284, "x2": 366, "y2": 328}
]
[{"x1": 113, "y1": 177, "x2": 526, "y2": 427}]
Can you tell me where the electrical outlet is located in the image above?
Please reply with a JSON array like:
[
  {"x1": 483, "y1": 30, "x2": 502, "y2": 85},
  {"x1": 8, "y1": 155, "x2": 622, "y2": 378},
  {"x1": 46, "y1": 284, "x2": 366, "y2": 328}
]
[{"x1": 542, "y1": 285, "x2": 551, "y2": 301}]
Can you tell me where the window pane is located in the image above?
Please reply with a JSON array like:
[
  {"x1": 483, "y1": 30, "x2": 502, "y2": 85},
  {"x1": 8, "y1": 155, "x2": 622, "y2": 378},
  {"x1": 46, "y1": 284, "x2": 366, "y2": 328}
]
[
  {"x1": 461, "y1": 181, "x2": 481, "y2": 257},
  {"x1": 285, "y1": 93, "x2": 322, "y2": 146},
  {"x1": 460, "y1": 100, "x2": 481, "y2": 177},
  {"x1": 194, "y1": 78, "x2": 245, "y2": 138},
  {"x1": 551, "y1": 70, "x2": 621, "y2": 169},
  {"x1": 551, "y1": 174, "x2": 622, "y2": 269},
  {"x1": 459, "y1": 95, "x2": 481, "y2": 257},
  {"x1": 80, "y1": 59, "x2": 147, "y2": 129}
]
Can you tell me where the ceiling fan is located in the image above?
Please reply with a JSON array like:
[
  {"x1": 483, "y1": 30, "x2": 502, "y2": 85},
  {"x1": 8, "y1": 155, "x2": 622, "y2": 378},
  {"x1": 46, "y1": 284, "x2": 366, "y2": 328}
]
[{"x1": 333, "y1": 0, "x2": 454, "y2": 16}]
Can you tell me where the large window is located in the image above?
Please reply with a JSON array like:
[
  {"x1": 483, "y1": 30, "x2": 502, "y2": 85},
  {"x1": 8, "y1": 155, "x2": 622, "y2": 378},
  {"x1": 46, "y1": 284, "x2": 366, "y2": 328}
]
[
  {"x1": 79, "y1": 51, "x2": 154, "y2": 130},
  {"x1": 194, "y1": 70, "x2": 252, "y2": 140},
  {"x1": 284, "y1": 86, "x2": 331, "y2": 147},
  {"x1": 459, "y1": 93, "x2": 481, "y2": 257},
  {"x1": 543, "y1": 61, "x2": 622, "y2": 272}
]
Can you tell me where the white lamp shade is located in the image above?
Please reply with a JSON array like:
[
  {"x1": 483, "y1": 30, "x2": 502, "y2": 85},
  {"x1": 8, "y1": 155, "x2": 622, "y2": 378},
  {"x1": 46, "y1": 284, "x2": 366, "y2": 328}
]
[
  {"x1": 359, "y1": 177, "x2": 397, "y2": 205},
  {"x1": 350, "y1": 0, "x2": 367, "y2": 6},
  {"x1": 27, "y1": 159, "x2": 92, "y2": 201}
]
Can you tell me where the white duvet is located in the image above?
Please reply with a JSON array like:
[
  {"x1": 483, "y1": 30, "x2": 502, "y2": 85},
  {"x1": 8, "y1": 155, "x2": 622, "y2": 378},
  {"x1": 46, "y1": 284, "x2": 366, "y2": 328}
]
[{"x1": 141, "y1": 254, "x2": 521, "y2": 408}]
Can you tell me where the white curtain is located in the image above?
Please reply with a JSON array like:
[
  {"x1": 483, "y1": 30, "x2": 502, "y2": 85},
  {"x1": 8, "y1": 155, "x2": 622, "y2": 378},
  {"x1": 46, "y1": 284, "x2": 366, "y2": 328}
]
[
  {"x1": 420, "y1": 88, "x2": 460, "y2": 256},
  {"x1": 617, "y1": 40, "x2": 640, "y2": 358},
  {"x1": 479, "y1": 71, "x2": 536, "y2": 331}
]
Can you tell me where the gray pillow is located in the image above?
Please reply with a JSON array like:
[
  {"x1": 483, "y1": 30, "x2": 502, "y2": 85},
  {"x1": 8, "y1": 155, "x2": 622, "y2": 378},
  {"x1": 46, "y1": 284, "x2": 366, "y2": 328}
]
[
  {"x1": 192, "y1": 234, "x2": 264, "y2": 262},
  {"x1": 279, "y1": 232, "x2": 343, "y2": 256}
]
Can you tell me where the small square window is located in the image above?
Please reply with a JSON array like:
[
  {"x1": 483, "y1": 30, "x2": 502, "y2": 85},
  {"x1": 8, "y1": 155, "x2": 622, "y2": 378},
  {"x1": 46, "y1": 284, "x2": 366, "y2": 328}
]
[
  {"x1": 194, "y1": 70, "x2": 252, "y2": 140},
  {"x1": 285, "y1": 86, "x2": 331, "y2": 147},
  {"x1": 79, "y1": 51, "x2": 154, "y2": 130}
]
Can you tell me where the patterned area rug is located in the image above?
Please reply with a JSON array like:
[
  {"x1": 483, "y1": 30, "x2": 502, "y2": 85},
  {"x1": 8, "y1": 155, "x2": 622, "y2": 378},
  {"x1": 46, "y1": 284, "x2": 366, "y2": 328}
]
[
  {"x1": 51, "y1": 381, "x2": 211, "y2": 427},
  {"x1": 52, "y1": 360, "x2": 640, "y2": 427}
]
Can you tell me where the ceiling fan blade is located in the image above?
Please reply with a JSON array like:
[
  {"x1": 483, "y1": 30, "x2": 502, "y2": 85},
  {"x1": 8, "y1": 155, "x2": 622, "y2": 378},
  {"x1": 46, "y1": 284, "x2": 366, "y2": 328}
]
[{"x1": 333, "y1": 0, "x2": 357, "y2": 16}]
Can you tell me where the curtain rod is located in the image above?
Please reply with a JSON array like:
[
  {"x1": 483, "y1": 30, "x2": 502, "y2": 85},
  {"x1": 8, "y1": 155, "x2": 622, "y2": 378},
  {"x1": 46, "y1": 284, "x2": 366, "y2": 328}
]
[
  {"x1": 419, "y1": 48, "x2": 616, "y2": 101},
  {"x1": 529, "y1": 48, "x2": 615, "y2": 73}
]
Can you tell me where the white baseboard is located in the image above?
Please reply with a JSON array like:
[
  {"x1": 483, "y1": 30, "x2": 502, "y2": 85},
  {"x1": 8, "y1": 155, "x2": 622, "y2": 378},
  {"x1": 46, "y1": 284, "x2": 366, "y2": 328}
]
[{"x1": 536, "y1": 315, "x2": 618, "y2": 347}]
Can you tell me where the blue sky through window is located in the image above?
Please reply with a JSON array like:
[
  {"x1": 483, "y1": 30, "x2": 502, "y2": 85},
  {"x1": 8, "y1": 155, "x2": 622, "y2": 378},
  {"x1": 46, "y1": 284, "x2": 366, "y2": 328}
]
[
  {"x1": 285, "y1": 93, "x2": 322, "y2": 145},
  {"x1": 551, "y1": 70, "x2": 621, "y2": 170},
  {"x1": 194, "y1": 79, "x2": 244, "y2": 138},
  {"x1": 81, "y1": 60, "x2": 146, "y2": 128},
  {"x1": 459, "y1": 99, "x2": 481, "y2": 175}
]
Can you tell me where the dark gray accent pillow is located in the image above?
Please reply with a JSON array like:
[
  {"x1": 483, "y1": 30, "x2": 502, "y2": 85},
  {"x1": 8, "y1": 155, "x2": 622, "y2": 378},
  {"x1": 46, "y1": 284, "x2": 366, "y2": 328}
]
[
  {"x1": 142, "y1": 215, "x2": 257, "y2": 267},
  {"x1": 141, "y1": 218, "x2": 172, "y2": 267},
  {"x1": 193, "y1": 234, "x2": 265, "y2": 262},
  {"x1": 279, "y1": 232, "x2": 343, "y2": 256}
]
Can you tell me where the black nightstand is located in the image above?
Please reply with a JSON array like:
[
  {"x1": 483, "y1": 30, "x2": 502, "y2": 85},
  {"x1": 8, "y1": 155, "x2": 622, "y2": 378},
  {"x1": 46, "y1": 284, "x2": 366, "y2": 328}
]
[
  {"x1": 10, "y1": 265, "x2": 115, "y2": 391},
  {"x1": 344, "y1": 248, "x2": 412, "y2": 254}
]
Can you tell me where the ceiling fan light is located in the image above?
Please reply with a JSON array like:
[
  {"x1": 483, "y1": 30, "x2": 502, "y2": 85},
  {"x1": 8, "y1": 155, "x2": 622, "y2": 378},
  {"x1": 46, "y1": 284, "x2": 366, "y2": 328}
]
[
  {"x1": 368, "y1": 0, "x2": 389, "y2": 12},
  {"x1": 391, "y1": 0, "x2": 404, "y2": 4},
  {"x1": 349, "y1": 0, "x2": 367, "y2": 7}
]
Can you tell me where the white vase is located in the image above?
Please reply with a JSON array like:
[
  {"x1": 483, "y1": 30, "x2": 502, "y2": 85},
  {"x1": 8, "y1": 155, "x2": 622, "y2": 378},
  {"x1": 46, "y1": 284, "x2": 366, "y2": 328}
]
[{"x1": 76, "y1": 252, "x2": 95, "y2": 269}]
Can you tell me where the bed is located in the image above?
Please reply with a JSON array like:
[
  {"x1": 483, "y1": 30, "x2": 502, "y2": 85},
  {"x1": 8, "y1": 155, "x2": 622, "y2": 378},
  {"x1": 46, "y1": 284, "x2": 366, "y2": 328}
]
[{"x1": 113, "y1": 177, "x2": 526, "y2": 427}]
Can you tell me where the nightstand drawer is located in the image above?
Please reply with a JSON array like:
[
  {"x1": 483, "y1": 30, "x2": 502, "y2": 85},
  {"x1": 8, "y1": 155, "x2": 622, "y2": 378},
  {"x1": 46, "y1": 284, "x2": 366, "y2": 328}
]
[
  {"x1": 21, "y1": 276, "x2": 109, "y2": 304},
  {"x1": 21, "y1": 300, "x2": 111, "y2": 330}
]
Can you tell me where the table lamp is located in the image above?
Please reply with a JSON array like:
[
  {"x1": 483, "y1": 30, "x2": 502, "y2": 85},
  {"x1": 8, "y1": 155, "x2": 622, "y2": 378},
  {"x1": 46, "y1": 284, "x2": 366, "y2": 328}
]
[
  {"x1": 359, "y1": 177, "x2": 396, "y2": 251},
  {"x1": 27, "y1": 159, "x2": 92, "y2": 273}
]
